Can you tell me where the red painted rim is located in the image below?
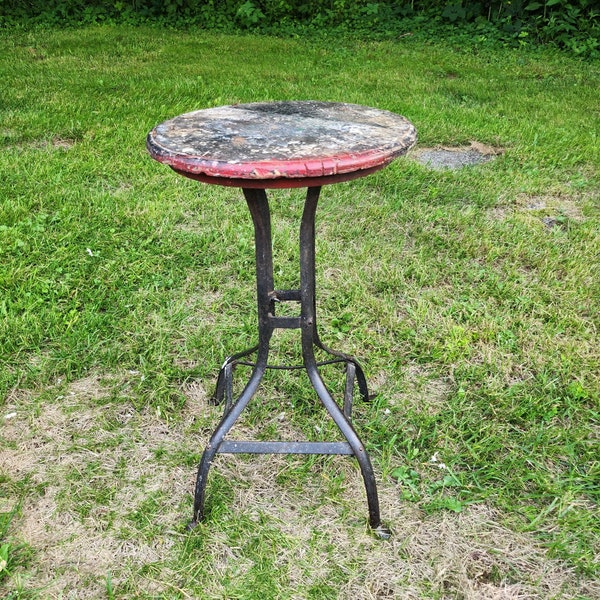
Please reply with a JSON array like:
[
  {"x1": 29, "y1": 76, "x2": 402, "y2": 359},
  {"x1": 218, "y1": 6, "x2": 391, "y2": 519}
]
[
  {"x1": 147, "y1": 136, "x2": 407, "y2": 183},
  {"x1": 170, "y1": 163, "x2": 388, "y2": 189}
]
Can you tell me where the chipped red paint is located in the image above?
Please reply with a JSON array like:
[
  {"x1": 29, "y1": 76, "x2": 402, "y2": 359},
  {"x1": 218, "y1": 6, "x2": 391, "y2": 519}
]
[
  {"x1": 147, "y1": 101, "x2": 416, "y2": 189},
  {"x1": 170, "y1": 163, "x2": 386, "y2": 189}
]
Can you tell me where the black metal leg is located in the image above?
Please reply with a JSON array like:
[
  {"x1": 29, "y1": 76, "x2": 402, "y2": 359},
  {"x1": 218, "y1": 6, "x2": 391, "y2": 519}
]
[
  {"x1": 190, "y1": 186, "x2": 388, "y2": 536},
  {"x1": 190, "y1": 344, "x2": 270, "y2": 524},
  {"x1": 299, "y1": 187, "x2": 389, "y2": 537},
  {"x1": 191, "y1": 189, "x2": 274, "y2": 526}
]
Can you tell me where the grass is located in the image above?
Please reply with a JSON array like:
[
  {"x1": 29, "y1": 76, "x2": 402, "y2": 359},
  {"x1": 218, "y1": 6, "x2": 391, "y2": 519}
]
[{"x1": 0, "y1": 24, "x2": 599, "y2": 599}]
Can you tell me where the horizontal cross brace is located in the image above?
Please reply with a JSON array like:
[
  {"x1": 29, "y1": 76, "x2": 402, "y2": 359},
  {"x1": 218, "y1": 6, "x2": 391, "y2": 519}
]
[
  {"x1": 233, "y1": 357, "x2": 348, "y2": 370},
  {"x1": 218, "y1": 440, "x2": 354, "y2": 455},
  {"x1": 271, "y1": 289, "x2": 301, "y2": 302},
  {"x1": 268, "y1": 315, "x2": 302, "y2": 329}
]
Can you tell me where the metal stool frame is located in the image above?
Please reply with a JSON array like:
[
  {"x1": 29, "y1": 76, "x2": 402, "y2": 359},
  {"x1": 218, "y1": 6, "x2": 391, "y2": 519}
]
[{"x1": 190, "y1": 186, "x2": 389, "y2": 537}]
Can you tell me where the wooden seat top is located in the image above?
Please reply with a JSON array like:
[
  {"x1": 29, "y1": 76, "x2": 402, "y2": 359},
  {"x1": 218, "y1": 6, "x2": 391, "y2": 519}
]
[{"x1": 147, "y1": 101, "x2": 417, "y2": 188}]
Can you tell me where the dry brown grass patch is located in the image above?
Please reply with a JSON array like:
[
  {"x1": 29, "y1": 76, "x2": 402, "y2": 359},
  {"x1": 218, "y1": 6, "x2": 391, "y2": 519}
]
[
  {"x1": 488, "y1": 192, "x2": 589, "y2": 225},
  {"x1": 389, "y1": 362, "x2": 454, "y2": 415},
  {"x1": 1, "y1": 376, "x2": 198, "y2": 597},
  {"x1": 1, "y1": 374, "x2": 597, "y2": 598}
]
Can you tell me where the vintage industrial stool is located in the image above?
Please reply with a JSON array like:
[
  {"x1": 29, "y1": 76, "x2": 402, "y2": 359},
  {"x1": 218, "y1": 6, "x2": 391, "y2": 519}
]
[{"x1": 147, "y1": 101, "x2": 417, "y2": 536}]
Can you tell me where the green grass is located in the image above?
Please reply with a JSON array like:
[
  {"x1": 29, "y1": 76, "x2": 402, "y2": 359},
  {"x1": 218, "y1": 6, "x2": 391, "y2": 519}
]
[{"x1": 0, "y1": 25, "x2": 599, "y2": 598}]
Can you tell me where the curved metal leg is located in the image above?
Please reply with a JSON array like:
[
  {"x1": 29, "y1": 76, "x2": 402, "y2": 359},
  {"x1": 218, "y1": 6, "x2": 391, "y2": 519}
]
[
  {"x1": 190, "y1": 344, "x2": 270, "y2": 526},
  {"x1": 304, "y1": 348, "x2": 389, "y2": 536},
  {"x1": 191, "y1": 188, "x2": 275, "y2": 526},
  {"x1": 300, "y1": 187, "x2": 388, "y2": 536}
]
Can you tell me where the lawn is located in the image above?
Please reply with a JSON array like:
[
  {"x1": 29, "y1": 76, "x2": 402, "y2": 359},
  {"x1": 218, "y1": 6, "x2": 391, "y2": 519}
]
[{"x1": 0, "y1": 25, "x2": 599, "y2": 599}]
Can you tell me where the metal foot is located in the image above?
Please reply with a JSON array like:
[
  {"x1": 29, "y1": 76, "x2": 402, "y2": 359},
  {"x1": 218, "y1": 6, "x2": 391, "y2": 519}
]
[
  {"x1": 186, "y1": 519, "x2": 199, "y2": 531},
  {"x1": 372, "y1": 523, "x2": 392, "y2": 540}
]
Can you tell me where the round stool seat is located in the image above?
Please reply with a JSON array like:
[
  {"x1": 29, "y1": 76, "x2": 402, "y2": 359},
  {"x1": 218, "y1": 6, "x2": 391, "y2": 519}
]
[{"x1": 147, "y1": 101, "x2": 417, "y2": 188}]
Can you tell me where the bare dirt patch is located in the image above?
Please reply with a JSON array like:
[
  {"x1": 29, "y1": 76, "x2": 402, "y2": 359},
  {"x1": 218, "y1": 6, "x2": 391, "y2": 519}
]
[
  {"x1": 410, "y1": 142, "x2": 504, "y2": 170},
  {"x1": 215, "y1": 455, "x2": 597, "y2": 599},
  {"x1": 1, "y1": 376, "x2": 198, "y2": 597},
  {"x1": 3, "y1": 135, "x2": 78, "y2": 152},
  {"x1": 50, "y1": 136, "x2": 76, "y2": 150}
]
